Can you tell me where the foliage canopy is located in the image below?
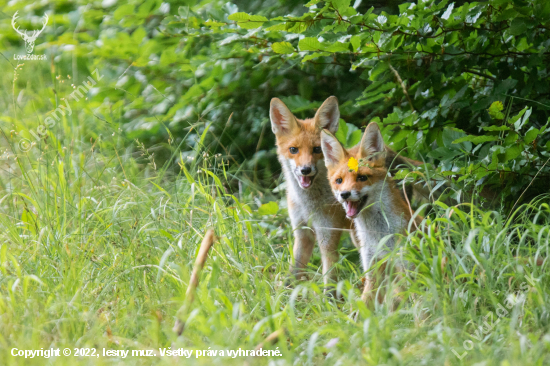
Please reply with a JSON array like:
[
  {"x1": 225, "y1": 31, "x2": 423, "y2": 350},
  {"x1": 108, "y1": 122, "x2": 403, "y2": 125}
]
[{"x1": 4, "y1": 0, "x2": 550, "y2": 206}]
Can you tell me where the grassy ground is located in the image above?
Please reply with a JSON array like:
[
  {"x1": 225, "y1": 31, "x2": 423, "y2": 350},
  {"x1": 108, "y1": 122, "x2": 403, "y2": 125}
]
[{"x1": 1, "y1": 60, "x2": 550, "y2": 366}]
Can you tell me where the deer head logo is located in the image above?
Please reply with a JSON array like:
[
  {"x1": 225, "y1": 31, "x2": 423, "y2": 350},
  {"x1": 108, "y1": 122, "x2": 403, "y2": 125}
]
[{"x1": 12, "y1": 11, "x2": 48, "y2": 54}]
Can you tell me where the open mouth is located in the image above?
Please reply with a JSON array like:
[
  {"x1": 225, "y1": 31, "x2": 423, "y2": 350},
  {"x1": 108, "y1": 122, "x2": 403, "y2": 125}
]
[
  {"x1": 298, "y1": 175, "x2": 315, "y2": 189},
  {"x1": 343, "y1": 195, "x2": 368, "y2": 218}
]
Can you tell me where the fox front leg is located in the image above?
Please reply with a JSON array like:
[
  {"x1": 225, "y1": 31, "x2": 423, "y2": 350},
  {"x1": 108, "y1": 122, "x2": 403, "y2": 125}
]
[
  {"x1": 290, "y1": 226, "x2": 315, "y2": 280},
  {"x1": 315, "y1": 227, "x2": 342, "y2": 288},
  {"x1": 361, "y1": 272, "x2": 375, "y2": 304},
  {"x1": 361, "y1": 273, "x2": 385, "y2": 306}
]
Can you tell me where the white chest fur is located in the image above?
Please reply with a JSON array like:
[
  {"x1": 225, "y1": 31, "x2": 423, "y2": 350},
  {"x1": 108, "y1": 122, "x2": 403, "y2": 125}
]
[
  {"x1": 280, "y1": 156, "x2": 341, "y2": 227},
  {"x1": 353, "y1": 187, "x2": 407, "y2": 271}
]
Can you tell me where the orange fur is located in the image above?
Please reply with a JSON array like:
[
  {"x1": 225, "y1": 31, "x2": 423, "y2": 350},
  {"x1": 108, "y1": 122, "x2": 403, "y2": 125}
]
[
  {"x1": 326, "y1": 146, "x2": 417, "y2": 228},
  {"x1": 275, "y1": 117, "x2": 325, "y2": 171}
]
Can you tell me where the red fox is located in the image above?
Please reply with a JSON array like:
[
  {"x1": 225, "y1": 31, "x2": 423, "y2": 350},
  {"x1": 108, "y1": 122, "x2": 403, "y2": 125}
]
[
  {"x1": 270, "y1": 98, "x2": 420, "y2": 290},
  {"x1": 320, "y1": 122, "x2": 422, "y2": 304},
  {"x1": 270, "y1": 96, "x2": 350, "y2": 286}
]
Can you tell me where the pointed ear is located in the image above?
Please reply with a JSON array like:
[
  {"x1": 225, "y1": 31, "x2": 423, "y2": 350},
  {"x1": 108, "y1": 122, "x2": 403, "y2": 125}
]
[
  {"x1": 321, "y1": 129, "x2": 345, "y2": 168},
  {"x1": 270, "y1": 98, "x2": 299, "y2": 135},
  {"x1": 314, "y1": 96, "x2": 340, "y2": 134},
  {"x1": 360, "y1": 122, "x2": 385, "y2": 158}
]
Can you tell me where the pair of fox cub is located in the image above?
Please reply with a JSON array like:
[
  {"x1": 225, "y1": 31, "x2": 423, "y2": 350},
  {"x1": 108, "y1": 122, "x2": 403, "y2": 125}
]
[{"x1": 270, "y1": 96, "x2": 423, "y2": 305}]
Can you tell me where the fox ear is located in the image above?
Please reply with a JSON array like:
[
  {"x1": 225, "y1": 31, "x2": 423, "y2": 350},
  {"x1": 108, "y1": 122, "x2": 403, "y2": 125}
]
[
  {"x1": 321, "y1": 129, "x2": 345, "y2": 168},
  {"x1": 270, "y1": 98, "x2": 299, "y2": 135},
  {"x1": 360, "y1": 122, "x2": 385, "y2": 158},
  {"x1": 315, "y1": 96, "x2": 340, "y2": 134}
]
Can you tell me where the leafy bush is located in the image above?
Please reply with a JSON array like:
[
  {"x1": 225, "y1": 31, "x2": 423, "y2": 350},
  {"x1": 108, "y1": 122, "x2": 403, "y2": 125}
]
[
  {"x1": 4, "y1": 1, "x2": 550, "y2": 202},
  {"x1": 205, "y1": 0, "x2": 550, "y2": 206},
  {"x1": 23, "y1": 0, "x2": 545, "y2": 207},
  {"x1": 6, "y1": 0, "x2": 550, "y2": 206}
]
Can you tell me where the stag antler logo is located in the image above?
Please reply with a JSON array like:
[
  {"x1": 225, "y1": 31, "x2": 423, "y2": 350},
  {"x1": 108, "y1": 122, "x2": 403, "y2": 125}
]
[{"x1": 12, "y1": 11, "x2": 48, "y2": 54}]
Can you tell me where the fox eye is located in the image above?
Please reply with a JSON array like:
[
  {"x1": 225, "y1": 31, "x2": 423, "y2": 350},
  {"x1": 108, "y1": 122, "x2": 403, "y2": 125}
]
[
  {"x1": 313, "y1": 146, "x2": 322, "y2": 154},
  {"x1": 289, "y1": 147, "x2": 298, "y2": 154},
  {"x1": 335, "y1": 178, "x2": 342, "y2": 184},
  {"x1": 357, "y1": 175, "x2": 368, "y2": 182}
]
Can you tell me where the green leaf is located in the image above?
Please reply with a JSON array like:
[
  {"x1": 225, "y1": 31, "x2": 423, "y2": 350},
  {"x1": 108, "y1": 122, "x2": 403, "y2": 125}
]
[
  {"x1": 325, "y1": 41, "x2": 350, "y2": 52},
  {"x1": 355, "y1": 94, "x2": 386, "y2": 106},
  {"x1": 504, "y1": 132, "x2": 519, "y2": 146},
  {"x1": 160, "y1": 47, "x2": 179, "y2": 66},
  {"x1": 287, "y1": 22, "x2": 308, "y2": 33},
  {"x1": 515, "y1": 37, "x2": 529, "y2": 52},
  {"x1": 427, "y1": 146, "x2": 461, "y2": 161},
  {"x1": 508, "y1": 17, "x2": 528, "y2": 36},
  {"x1": 524, "y1": 128, "x2": 539, "y2": 144},
  {"x1": 132, "y1": 27, "x2": 147, "y2": 44},
  {"x1": 205, "y1": 20, "x2": 225, "y2": 28},
  {"x1": 306, "y1": 0, "x2": 321, "y2": 6},
  {"x1": 183, "y1": 84, "x2": 203, "y2": 100},
  {"x1": 453, "y1": 135, "x2": 499, "y2": 144},
  {"x1": 348, "y1": 129, "x2": 362, "y2": 147},
  {"x1": 228, "y1": 12, "x2": 251, "y2": 21},
  {"x1": 360, "y1": 82, "x2": 396, "y2": 99},
  {"x1": 114, "y1": 4, "x2": 134, "y2": 20},
  {"x1": 265, "y1": 23, "x2": 286, "y2": 31},
  {"x1": 443, "y1": 128, "x2": 471, "y2": 151},
  {"x1": 503, "y1": 144, "x2": 522, "y2": 161},
  {"x1": 514, "y1": 108, "x2": 532, "y2": 130},
  {"x1": 279, "y1": 96, "x2": 320, "y2": 113},
  {"x1": 181, "y1": 63, "x2": 196, "y2": 72},
  {"x1": 249, "y1": 15, "x2": 268, "y2": 21},
  {"x1": 488, "y1": 101, "x2": 504, "y2": 120},
  {"x1": 335, "y1": 119, "x2": 348, "y2": 145},
  {"x1": 494, "y1": 79, "x2": 518, "y2": 96},
  {"x1": 258, "y1": 201, "x2": 279, "y2": 215},
  {"x1": 340, "y1": 6, "x2": 357, "y2": 17},
  {"x1": 302, "y1": 52, "x2": 330, "y2": 63},
  {"x1": 369, "y1": 62, "x2": 389, "y2": 81},
  {"x1": 508, "y1": 107, "x2": 528, "y2": 126},
  {"x1": 332, "y1": 0, "x2": 351, "y2": 12},
  {"x1": 228, "y1": 12, "x2": 267, "y2": 29},
  {"x1": 488, "y1": 150, "x2": 499, "y2": 170},
  {"x1": 350, "y1": 35, "x2": 361, "y2": 52},
  {"x1": 482, "y1": 125, "x2": 510, "y2": 131},
  {"x1": 299, "y1": 37, "x2": 322, "y2": 51},
  {"x1": 272, "y1": 42, "x2": 295, "y2": 54}
]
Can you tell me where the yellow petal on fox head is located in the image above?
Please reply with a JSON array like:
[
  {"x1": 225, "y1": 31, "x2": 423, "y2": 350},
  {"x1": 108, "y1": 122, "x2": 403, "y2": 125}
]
[{"x1": 348, "y1": 157, "x2": 358, "y2": 172}]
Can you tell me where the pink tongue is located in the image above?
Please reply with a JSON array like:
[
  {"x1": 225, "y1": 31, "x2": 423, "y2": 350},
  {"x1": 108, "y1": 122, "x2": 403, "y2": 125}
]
[
  {"x1": 300, "y1": 176, "x2": 312, "y2": 188},
  {"x1": 346, "y1": 201, "x2": 359, "y2": 217}
]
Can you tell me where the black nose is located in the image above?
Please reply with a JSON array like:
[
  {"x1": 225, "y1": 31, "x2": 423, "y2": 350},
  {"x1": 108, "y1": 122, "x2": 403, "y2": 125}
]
[
  {"x1": 301, "y1": 167, "x2": 312, "y2": 175},
  {"x1": 340, "y1": 191, "x2": 351, "y2": 199}
]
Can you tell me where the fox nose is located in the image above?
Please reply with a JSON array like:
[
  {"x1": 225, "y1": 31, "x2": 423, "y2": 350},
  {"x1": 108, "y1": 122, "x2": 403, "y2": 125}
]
[
  {"x1": 301, "y1": 167, "x2": 312, "y2": 175},
  {"x1": 340, "y1": 191, "x2": 351, "y2": 200}
]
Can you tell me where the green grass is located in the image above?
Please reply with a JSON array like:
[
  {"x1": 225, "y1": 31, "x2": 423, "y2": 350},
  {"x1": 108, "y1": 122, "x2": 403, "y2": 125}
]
[{"x1": 1, "y1": 59, "x2": 550, "y2": 366}]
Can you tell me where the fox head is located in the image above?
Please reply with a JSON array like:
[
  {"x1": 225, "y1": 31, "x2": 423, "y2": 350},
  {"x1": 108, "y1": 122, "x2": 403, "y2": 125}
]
[
  {"x1": 270, "y1": 96, "x2": 340, "y2": 189},
  {"x1": 321, "y1": 122, "x2": 389, "y2": 218}
]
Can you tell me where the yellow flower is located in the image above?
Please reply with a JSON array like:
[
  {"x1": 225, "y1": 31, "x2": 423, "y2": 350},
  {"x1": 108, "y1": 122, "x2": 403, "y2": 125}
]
[{"x1": 348, "y1": 157, "x2": 359, "y2": 172}]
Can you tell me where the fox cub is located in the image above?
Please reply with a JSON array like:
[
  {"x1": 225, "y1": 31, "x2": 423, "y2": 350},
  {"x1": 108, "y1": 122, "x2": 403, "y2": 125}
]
[
  {"x1": 320, "y1": 122, "x2": 422, "y2": 304},
  {"x1": 270, "y1": 96, "x2": 351, "y2": 286}
]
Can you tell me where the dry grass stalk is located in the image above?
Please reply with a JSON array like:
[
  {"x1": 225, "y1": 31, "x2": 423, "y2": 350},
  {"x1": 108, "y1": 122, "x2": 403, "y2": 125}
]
[
  {"x1": 254, "y1": 328, "x2": 284, "y2": 351},
  {"x1": 173, "y1": 229, "x2": 215, "y2": 335}
]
